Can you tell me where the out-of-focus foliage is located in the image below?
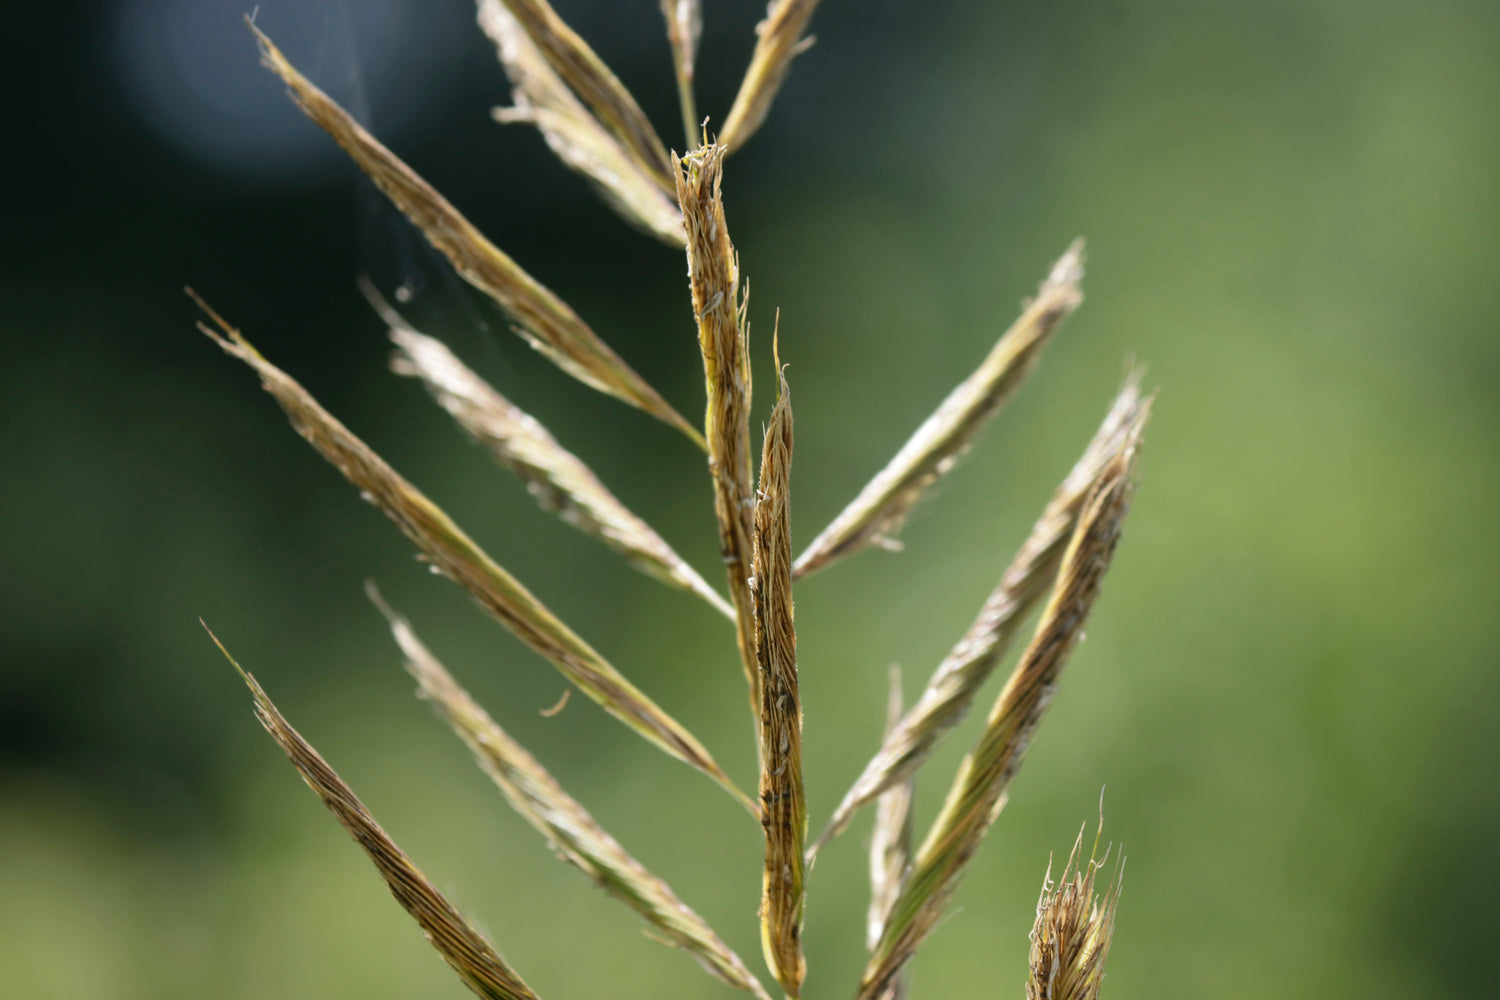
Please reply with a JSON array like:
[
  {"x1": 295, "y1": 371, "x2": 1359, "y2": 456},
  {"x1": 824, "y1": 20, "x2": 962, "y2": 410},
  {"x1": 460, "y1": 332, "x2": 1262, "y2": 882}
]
[{"x1": 2, "y1": 2, "x2": 1497, "y2": 999}]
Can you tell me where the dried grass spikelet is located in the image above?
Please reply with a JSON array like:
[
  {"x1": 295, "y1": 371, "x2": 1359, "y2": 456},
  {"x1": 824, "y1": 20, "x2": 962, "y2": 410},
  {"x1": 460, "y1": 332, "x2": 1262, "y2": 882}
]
[
  {"x1": 368, "y1": 591, "x2": 772, "y2": 1000},
  {"x1": 1028, "y1": 827, "x2": 1123, "y2": 1000},
  {"x1": 751, "y1": 362, "x2": 806, "y2": 997},
  {"x1": 814, "y1": 377, "x2": 1151, "y2": 851},
  {"x1": 378, "y1": 296, "x2": 731, "y2": 618},
  {"x1": 192, "y1": 298, "x2": 753, "y2": 816},
  {"x1": 478, "y1": 1, "x2": 685, "y2": 245},
  {"x1": 486, "y1": 0, "x2": 673, "y2": 188},
  {"x1": 865, "y1": 667, "x2": 914, "y2": 1000},
  {"x1": 250, "y1": 24, "x2": 701, "y2": 447},
  {"x1": 720, "y1": 0, "x2": 823, "y2": 154},
  {"x1": 675, "y1": 143, "x2": 759, "y2": 706},
  {"x1": 205, "y1": 628, "x2": 542, "y2": 1000},
  {"x1": 858, "y1": 433, "x2": 1142, "y2": 1000},
  {"x1": 658, "y1": 0, "x2": 704, "y2": 145},
  {"x1": 795, "y1": 242, "x2": 1086, "y2": 580}
]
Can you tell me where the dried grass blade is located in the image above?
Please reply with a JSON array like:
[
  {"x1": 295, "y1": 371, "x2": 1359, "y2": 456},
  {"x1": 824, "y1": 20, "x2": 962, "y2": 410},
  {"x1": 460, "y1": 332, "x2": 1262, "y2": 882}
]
[
  {"x1": 1027, "y1": 827, "x2": 1124, "y2": 1000},
  {"x1": 814, "y1": 377, "x2": 1150, "y2": 850},
  {"x1": 751, "y1": 365, "x2": 805, "y2": 997},
  {"x1": 858, "y1": 427, "x2": 1143, "y2": 1000},
  {"x1": 675, "y1": 144, "x2": 759, "y2": 706},
  {"x1": 193, "y1": 300, "x2": 752, "y2": 816},
  {"x1": 486, "y1": 0, "x2": 673, "y2": 189},
  {"x1": 250, "y1": 24, "x2": 701, "y2": 446},
  {"x1": 383, "y1": 312, "x2": 731, "y2": 619},
  {"x1": 478, "y1": 1, "x2": 685, "y2": 244},
  {"x1": 866, "y1": 667, "x2": 914, "y2": 1000},
  {"x1": 720, "y1": 0, "x2": 822, "y2": 154},
  {"x1": 369, "y1": 594, "x2": 772, "y2": 1000},
  {"x1": 204, "y1": 628, "x2": 542, "y2": 1000},
  {"x1": 794, "y1": 242, "x2": 1086, "y2": 580},
  {"x1": 658, "y1": 0, "x2": 704, "y2": 145}
]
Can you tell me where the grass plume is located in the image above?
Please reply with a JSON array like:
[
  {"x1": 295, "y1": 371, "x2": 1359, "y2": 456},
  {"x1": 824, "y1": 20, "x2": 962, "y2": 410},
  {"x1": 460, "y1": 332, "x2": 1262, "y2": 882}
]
[
  {"x1": 859, "y1": 430, "x2": 1143, "y2": 1000},
  {"x1": 795, "y1": 242, "x2": 1085, "y2": 580},
  {"x1": 368, "y1": 590, "x2": 772, "y2": 1000},
  {"x1": 251, "y1": 23, "x2": 701, "y2": 445},
  {"x1": 751, "y1": 361, "x2": 806, "y2": 997},
  {"x1": 192, "y1": 295, "x2": 752, "y2": 815},
  {"x1": 721, "y1": 0, "x2": 823, "y2": 154},
  {"x1": 1027, "y1": 827, "x2": 1124, "y2": 1000},
  {"x1": 205, "y1": 627, "x2": 543, "y2": 1000},
  {"x1": 866, "y1": 667, "x2": 915, "y2": 1000},
  {"x1": 658, "y1": 0, "x2": 703, "y2": 146},
  {"x1": 375, "y1": 290, "x2": 731, "y2": 617},
  {"x1": 814, "y1": 377, "x2": 1151, "y2": 851}
]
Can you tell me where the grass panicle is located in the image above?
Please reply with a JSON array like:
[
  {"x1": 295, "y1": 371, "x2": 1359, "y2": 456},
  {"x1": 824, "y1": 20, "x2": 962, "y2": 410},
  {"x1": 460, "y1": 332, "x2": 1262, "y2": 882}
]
[
  {"x1": 367, "y1": 590, "x2": 771, "y2": 1000},
  {"x1": 858, "y1": 428, "x2": 1143, "y2": 1000},
  {"x1": 751, "y1": 361, "x2": 806, "y2": 997},
  {"x1": 866, "y1": 667, "x2": 915, "y2": 1000},
  {"x1": 484, "y1": 0, "x2": 673, "y2": 188},
  {"x1": 192, "y1": 296, "x2": 751, "y2": 814},
  {"x1": 251, "y1": 23, "x2": 701, "y2": 445},
  {"x1": 794, "y1": 241, "x2": 1086, "y2": 581},
  {"x1": 376, "y1": 292, "x2": 731, "y2": 618},
  {"x1": 1027, "y1": 827, "x2": 1124, "y2": 1000},
  {"x1": 658, "y1": 0, "x2": 703, "y2": 146},
  {"x1": 205, "y1": 627, "x2": 543, "y2": 1000},
  {"x1": 478, "y1": 0, "x2": 686, "y2": 244},
  {"x1": 814, "y1": 377, "x2": 1151, "y2": 851},
  {"x1": 218, "y1": 10, "x2": 1148, "y2": 1000},
  {"x1": 675, "y1": 143, "x2": 760, "y2": 708},
  {"x1": 720, "y1": 0, "x2": 823, "y2": 154}
]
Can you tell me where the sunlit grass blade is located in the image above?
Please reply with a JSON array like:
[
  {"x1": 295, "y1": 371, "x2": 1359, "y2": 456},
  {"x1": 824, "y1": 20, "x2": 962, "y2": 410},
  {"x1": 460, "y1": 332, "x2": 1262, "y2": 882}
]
[
  {"x1": 794, "y1": 242, "x2": 1086, "y2": 580},
  {"x1": 866, "y1": 667, "x2": 914, "y2": 1000},
  {"x1": 250, "y1": 23, "x2": 702, "y2": 447},
  {"x1": 1027, "y1": 826, "x2": 1124, "y2": 1000},
  {"x1": 204, "y1": 627, "x2": 543, "y2": 1000},
  {"x1": 485, "y1": 0, "x2": 673, "y2": 189},
  {"x1": 658, "y1": 0, "x2": 703, "y2": 146},
  {"x1": 377, "y1": 296, "x2": 731, "y2": 618},
  {"x1": 858, "y1": 429, "x2": 1143, "y2": 1000},
  {"x1": 751, "y1": 363, "x2": 805, "y2": 997},
  {"x1": 675, "y1": 144, "x2": 759, "y2": 707},
  {"x1": 368, "y1": 591, "x2": 772, "y2": 1000},
  {"x1": 478, "y1": 1, "x2": 685, "y2": 245},
  {"x1": 720, "y1": 0, "x2": 822, "y2": 154},
  {"x1": 192, "y1": 297, "x2": 753, "y2": 816},
  {"x1": 813, "y1": 377, "x2": 1150, "y2": 851}
]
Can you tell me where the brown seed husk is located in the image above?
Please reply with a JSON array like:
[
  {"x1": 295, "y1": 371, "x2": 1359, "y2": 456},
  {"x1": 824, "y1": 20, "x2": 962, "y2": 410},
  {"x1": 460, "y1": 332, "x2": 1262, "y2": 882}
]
[
  {"x1": 250, "y1": 23, "x2": 701, "y2": 446},
  {"x1": 858, "y1": 425, "x2": 1143, "y2": 1000},
  {"x1": 674, "y1": 144, "x2": 760, "y2": 707},
  {"x1": 206, "y1": 629, "x2": 542, "y2": 1000},
  {"x1": 1027, "y1": 828, "x2": 1124, "y2": 1000},
  {"x1": 814, "y1": 377, "x2": 1150, "y2": 850},
  {"x1": 193, "y1": 298, "x2": 751, "y2": 815},
  {"x1": 751, "y1": 365, "x2": 805, "y2": 997},
  {"x1": 794, "y1": 242, "x2": 1085, "y2": 580},
  {"x1": 369, "y1": 593, "x2": 771, "y2": 1000},
  {"x1": 720, "y1": 0, "x2": 823, "y2": 154}
]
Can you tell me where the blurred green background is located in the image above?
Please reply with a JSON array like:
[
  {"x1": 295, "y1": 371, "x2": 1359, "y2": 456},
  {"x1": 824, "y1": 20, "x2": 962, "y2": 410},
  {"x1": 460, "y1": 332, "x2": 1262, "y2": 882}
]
[{"x1": 4, "y1": 1, "x2": 1498, "y2": 997}]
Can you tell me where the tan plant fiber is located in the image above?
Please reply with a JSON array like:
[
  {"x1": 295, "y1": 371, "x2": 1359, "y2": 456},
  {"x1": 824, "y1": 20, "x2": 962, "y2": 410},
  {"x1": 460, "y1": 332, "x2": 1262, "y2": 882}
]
[
  {"x1": 720, "y1": 0, "x2": 823, "y2": 154},
  {"x1": 1027, "y1": 827, "x2": 1124, "y2": 1000},
  {"x1": 675, "y1": 143, "x2": 760, "y2": 708},
  {"x1": 367, "y1": 590, "x2": 771, "y2": 1000},
  {"x1": 794, "y1": 242, "x2": 1086, "y2": 580},
  {"x1": 205, "y1": 628, "x2": 543, "y2": 1000},
  {"x1": 814, "y1": 377, "x2": 1151, "y2": 851},
  {"x1": 751, "y1": 361, "x2": 806, "y2": 996},
  {"x1": 478, "y1": 1, "x2": 685, "y2": 244},
  {"x1": 251, "y1": 24, "x2": 702, "y2": 446},
  {"x1": 486, "y1": 0, "x2": 674, "y2": 188},
  {"x1": 192, "y1": 297, "x2": 752, "y2": 815},
  {"x1": 377, "y1": 294, "x2": 731, "y2": 618},
  {"x1": 865, "y1": 667, "x2": 915, "y2": 1000},
  {"x1": 859, "y1": 430, "x2": 1143, "y2": 1000}
]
